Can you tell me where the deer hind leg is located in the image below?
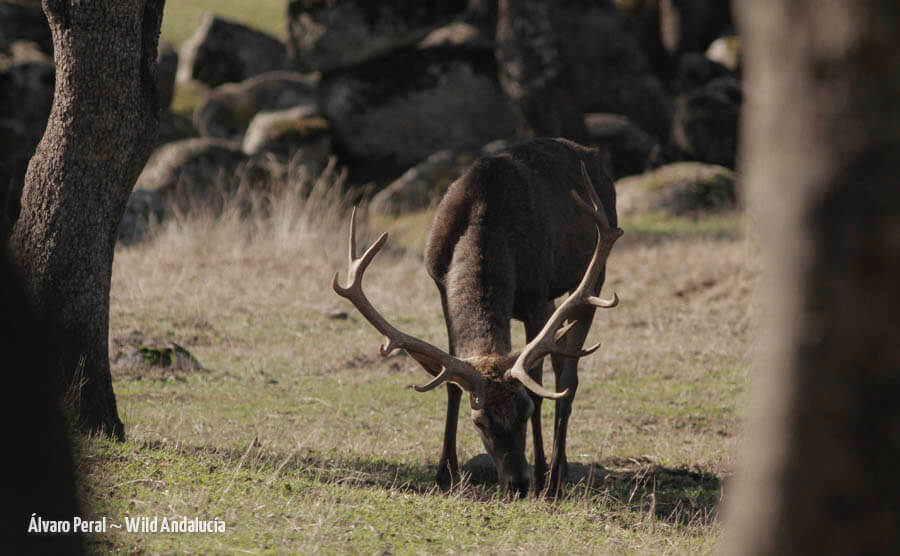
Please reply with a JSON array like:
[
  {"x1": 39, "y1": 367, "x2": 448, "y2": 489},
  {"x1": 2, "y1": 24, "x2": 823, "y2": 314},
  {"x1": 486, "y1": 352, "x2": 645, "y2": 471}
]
[
  {"x1": 436, "y1": 383, "x2": 463, "y2": 490},
  {"x1": 524, "y1": 301, "x2": 556, "y2": 492},
  {"x1": 435, "y1": 282, "x2": 461, "y2": 490},
  {"x1": 546, "y1": 303, "x2": 597, "y2": 497}
]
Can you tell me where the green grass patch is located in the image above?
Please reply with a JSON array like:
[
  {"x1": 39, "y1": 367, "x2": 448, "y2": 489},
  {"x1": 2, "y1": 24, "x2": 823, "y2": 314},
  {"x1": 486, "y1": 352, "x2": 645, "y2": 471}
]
[
  {"x1": 161, "y1": 0, "x2": 286, "y2": 47},
  {"x1": 620, "y1": 210, "x2": 745, "y2": 242},
  {"x1": 170, "y1": 79, "x2": 209, "y2": 118},
  {"x1": 78, "y1": 437, "x2": 720, "y2": 554}
]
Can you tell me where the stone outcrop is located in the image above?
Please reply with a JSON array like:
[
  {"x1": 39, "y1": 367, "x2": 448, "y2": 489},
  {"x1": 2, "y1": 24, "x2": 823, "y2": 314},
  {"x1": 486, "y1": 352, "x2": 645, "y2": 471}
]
[
  {"x1": 670, "y1": 76, "x2": 741, "y2": 168},
  {"x1": 178, "y1": 14, "x2": 285, "y2": 87},
  {"x1": 286, "y1": 0, "x2": 467, "y2": 73},
  {"x1": 193, "y1": 71, "x2": 319, "y2": 141},
  {"x1": 555, "y1": 1, "x2": 673, "y2": 140},
  {"x1": 322, "y1": 39, "x2": 517, "y2": 170},
  {"x1": 615, "y1": 161, "x2": 737, "y2": 216}
]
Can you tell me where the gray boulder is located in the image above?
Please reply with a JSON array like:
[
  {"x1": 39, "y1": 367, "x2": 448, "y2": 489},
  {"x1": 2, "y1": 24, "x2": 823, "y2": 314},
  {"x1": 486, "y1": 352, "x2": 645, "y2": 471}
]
[
  {"x1": 286, "y1": 0, "x2": 467, "y2": 73},
  {"x1": 242, "y1": 104, "x2": 327, "y2": 154},
  {"x1": 157, "y1": 41, "x2": 178, "y2": 110},
  {"x1": 615, "y1": 161, "x2": 737, "y2": 217},
  {"x1": 0, "y1": 59, "x2": 54, "y2": 142},
  {"x1": 660, "y1": 0, "x2": 733, "y2": 55},
  {"x1": 0, "y1": 0, "x2": 51, "y2": 56},
  {"x1": 0, "y1": 57, "x2": 54, "y2": 221},
  {"x1": 429, "y1": 1, "x2": 673, "y2": 139},
  {"x1": 584, "y1": 113, "x2": 659, "y2": 179},
  {"x1": 127, "y1": 137, "x2": 290, "y2": 239},
  {"x1": 673, "y1": 51, "x2": 736, "y2": 94},
  {"x1": 370, "y1": 150, "x2": 470, "y2": 215},
  {"x1": 193, "y1": 71, "x2": 319, "y2": 141},
  {"x1": 157, "y1": 110, "x2": 198, "y2": 147},
  {"x1": 178, "y1": 14, "x2": 285, "y2": 87},
  {"x1": 369, "y1": 140, "x2": 511, "y2": 216},
  {"x1": 613, "y1": 0, "x2": 668, "y2": 78},
  {"x1": 670, "y1": 76, "x2": 741, "y2": 168},
  {"x1": 463, "y1": 0, "x2": 498, "y2": 36},
  {"x1": 322, "y1": 40, "x2": 517, "y2": 170},
  {"x1": 118, "y1": 188, "x2": 166, "y2": 244},
  {"x1": 555, "y1": 2, "x2": 673, "y2": 140},
  {"x1": 242, "y1": 104, "x2": 332, "y2": 177},
  {"x1": 135, "y1": 137, "x2": 248, "y2": 204}
]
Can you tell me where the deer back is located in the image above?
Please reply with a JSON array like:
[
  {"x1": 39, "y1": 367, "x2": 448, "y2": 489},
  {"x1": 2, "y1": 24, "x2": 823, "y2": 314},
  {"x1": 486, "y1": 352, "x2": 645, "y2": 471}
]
[{"x1": 425, "y1": 138, "x2": 617, "y2": 358}]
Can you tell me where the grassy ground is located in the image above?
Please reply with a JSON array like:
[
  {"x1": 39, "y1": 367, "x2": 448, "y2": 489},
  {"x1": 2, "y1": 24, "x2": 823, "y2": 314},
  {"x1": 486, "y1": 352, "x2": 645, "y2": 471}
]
[
  {"x1": 160, "y1": 0, "x2": 286, "y2": 47},
  {"x1": 76, "y1": 165, "x2": 757, "y2": 553},
  {"x1": 107, "y1": 5, "x2": 760, "y2": 553}
]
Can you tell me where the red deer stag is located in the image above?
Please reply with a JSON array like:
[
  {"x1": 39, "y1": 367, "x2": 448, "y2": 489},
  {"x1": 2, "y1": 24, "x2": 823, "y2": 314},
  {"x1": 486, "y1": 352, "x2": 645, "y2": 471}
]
[{"x1": 333, "y1": 138, "x2": 622, "y2": 497}]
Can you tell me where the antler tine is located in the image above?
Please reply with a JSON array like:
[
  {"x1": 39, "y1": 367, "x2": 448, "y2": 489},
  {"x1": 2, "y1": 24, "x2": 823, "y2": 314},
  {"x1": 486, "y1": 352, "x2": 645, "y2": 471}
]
[
  {"x1": 506, "y1": 163, "x2": 623, "y2": 399},
  {"x1": 348, "y1": 205, "x2": 358, "y2": 268},
  {"x1": 332, "y1": 207, "x2": 488, "y2": 409},
  {"x1": 588, "y1": 292, "x2": 618, "y2": 308},
  {"x1": 412, "y1": 366, "x2": 451, "y2": 392},
  {"x1": 509, "y1": 365, "x2": 569, "y2": 400}
]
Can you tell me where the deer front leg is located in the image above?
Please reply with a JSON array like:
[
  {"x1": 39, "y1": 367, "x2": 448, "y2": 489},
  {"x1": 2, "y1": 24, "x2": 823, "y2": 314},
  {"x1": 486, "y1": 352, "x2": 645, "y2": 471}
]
[
  {"x1": 546, "y1": 359, "x2": 578, "y2": 497},
  {"x1": 545, "y1": 306, "x2": 595, "y2": 497},
  {"x1": 524, "y1": 302, "x2": 555, "y2": 492},
  {"x1": 436, "y1": 382, "x2": 463, "y2": 490},
  {"x1": 527, "y1": 362, "x2": 548, "y2": 492}
]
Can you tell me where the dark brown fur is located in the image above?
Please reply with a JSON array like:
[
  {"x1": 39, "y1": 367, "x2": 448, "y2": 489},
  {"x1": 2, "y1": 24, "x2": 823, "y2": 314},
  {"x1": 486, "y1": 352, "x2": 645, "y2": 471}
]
[{"x1": 425, "y1": 137, "x2": 617, "y2": 495}]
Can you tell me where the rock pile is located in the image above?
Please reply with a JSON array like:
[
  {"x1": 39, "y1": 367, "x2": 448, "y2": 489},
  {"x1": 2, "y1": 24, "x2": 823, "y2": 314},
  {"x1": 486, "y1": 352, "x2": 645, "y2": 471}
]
[{"x1": 1, "y1": 1, "x2": 744, "y2": 240}]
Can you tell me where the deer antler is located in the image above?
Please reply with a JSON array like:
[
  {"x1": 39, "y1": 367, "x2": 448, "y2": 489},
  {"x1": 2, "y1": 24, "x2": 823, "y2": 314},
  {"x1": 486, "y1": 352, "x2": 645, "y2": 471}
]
[
  {"x1": 507, "y1": 162, "x2": 623, "y2": 399},
  {"x1": 332, "y1": 207, "x2": 489, "y2": 409}
]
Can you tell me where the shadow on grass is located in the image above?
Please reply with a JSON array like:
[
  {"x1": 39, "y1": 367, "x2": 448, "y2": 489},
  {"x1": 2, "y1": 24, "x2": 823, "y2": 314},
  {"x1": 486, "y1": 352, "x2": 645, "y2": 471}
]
[
  {"x1": 131, "y1": 440, "x2": 720, "y2": 523},
  {"x1": 585, "y1": 457, "x2": 721, "y2": 525},
  {"x1": 134, "y1": 439, "x2": 436, "y2": 493},
  {"x1": 464, "y1": 453, "x2": 721, "y2": 524}
]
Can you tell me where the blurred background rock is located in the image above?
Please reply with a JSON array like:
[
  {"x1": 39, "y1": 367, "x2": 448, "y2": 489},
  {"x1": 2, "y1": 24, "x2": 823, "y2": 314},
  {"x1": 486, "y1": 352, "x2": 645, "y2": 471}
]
[{"x1": 0, "y1": 0, "x2": 741, "y2": 242}]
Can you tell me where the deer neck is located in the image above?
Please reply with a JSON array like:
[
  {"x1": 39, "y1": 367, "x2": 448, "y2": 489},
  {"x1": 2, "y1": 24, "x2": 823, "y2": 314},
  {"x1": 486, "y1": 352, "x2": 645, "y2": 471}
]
[{"x1": 444, "y1": 261, "x2": 512, "y2": 359}]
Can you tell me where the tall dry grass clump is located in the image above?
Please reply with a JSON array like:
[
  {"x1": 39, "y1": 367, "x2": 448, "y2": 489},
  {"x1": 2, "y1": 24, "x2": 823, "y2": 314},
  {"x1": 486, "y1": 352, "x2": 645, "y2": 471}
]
[{"x1": 111, "y1": 158, "x2": 440, "y2": 343}]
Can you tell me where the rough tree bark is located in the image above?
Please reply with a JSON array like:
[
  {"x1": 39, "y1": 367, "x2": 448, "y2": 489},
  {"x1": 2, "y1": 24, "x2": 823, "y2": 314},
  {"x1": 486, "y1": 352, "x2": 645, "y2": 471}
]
[
  {"x1": 726, "y1": 1, "x2": 900, "y2": 554},
  {"x1": 494, "y1": 0, "x2": 588, "y2": 141},
  {"x1": 10, "y1": 0, "x2": 166, "y2": 440}
]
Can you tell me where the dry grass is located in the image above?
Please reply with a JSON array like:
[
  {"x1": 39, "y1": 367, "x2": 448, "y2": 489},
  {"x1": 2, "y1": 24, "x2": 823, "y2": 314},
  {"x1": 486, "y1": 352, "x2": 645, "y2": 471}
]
[
  {"x1": 123, "y1": 2, "x2": 759, "y2": 550},
  {"x1": 90, "y1": 162, "x2": 758, "y2": 553}
]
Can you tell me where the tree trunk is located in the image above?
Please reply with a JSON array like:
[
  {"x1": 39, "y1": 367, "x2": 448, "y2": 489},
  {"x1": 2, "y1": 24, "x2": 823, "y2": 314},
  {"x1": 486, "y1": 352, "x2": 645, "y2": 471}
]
[
  {"x1": 495, "y1": 0, "x2": 587, "y2": 140},
  {"x1": 10, "y1": 0, "x2": 166, "y2": 440},
  {"x1": 726, "y1": 1, "x2": 900, "y2": 554}
]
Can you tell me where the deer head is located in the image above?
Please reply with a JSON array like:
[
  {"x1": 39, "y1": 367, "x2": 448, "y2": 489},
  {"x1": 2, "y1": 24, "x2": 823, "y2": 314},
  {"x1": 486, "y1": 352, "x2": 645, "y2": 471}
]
[{"x1": 333, "y1": 162, "x2": 622, "y2": 496}]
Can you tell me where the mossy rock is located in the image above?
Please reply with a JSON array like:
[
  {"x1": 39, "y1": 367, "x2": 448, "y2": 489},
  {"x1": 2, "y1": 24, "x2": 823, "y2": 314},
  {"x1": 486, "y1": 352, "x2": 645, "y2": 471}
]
[
  {"x1": 134, "y1": 343, "x2": 203, "y2": 371},
  {"x1": 616, "y1": 161, "x2": 737, "y2": 217},
  {"x1": 242, "y1": 104, "x2": 330, "y2": 156}
]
